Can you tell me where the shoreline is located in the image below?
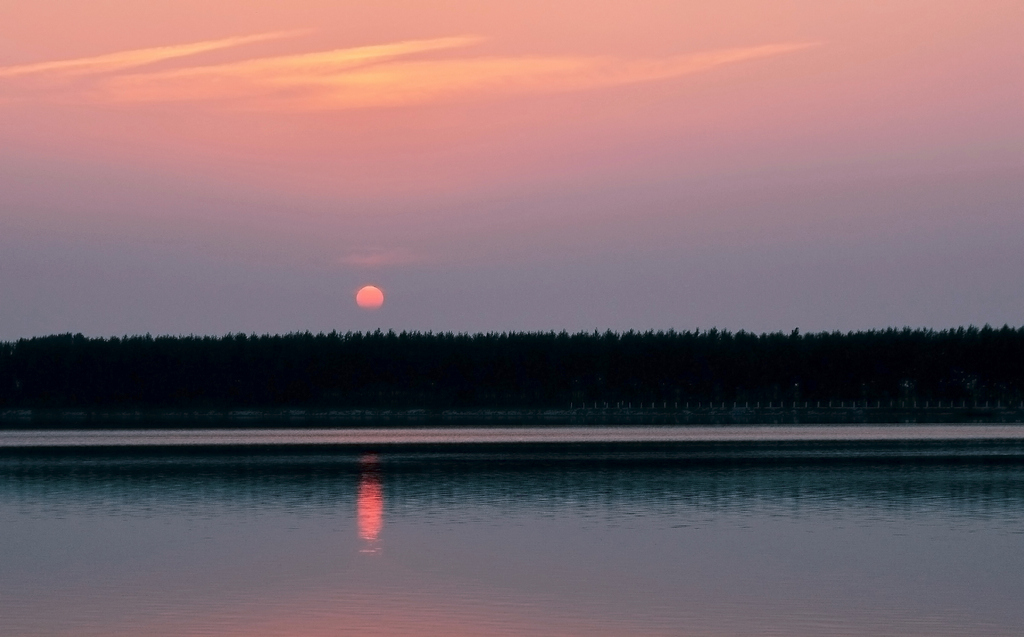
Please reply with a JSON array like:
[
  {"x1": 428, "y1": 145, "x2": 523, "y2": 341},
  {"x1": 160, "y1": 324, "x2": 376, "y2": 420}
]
[{"x1": 1, "y1": 403, "x2": 1022, "y2": 428}]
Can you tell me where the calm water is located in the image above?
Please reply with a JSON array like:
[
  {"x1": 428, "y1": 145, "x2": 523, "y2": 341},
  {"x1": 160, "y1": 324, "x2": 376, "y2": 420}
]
[{"x1": 1, "y1": 427, "x2": 1023, "y2": 636}]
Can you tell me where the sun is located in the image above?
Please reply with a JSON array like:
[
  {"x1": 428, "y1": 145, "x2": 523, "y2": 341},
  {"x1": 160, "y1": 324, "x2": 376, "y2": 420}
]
[{"x1": 356, "y1": 285, "x2": 385, "y2": 309}]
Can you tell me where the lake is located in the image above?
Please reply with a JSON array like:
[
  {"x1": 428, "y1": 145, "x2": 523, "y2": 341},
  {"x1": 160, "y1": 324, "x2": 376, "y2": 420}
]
[{"x1": 1, "y1": 426, "x2": 1022, "y2": 636}]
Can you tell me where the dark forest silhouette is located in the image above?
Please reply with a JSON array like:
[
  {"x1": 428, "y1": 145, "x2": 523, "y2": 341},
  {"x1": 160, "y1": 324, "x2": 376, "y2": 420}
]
[{"x1": 1, "y1": 327, "x2": 1022, "y2": 413}]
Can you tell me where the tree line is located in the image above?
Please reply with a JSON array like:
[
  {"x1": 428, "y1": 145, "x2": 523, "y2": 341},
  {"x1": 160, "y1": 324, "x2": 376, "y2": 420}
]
[{"x1": 0, "y1": 327, "x2": 1021, "y2": 410}]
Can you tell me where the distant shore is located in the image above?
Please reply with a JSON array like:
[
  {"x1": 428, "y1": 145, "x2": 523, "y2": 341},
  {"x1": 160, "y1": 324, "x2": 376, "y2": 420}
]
[
  {"x1": 2, "y1": 400, "x2": 1022, "y2": 428},
  {"x1": 5, "y1": 329, "x2": 1023, "y2": 422},
  {"x1": 4, "y1": 425, "x2": 1024, "y2": 451}
]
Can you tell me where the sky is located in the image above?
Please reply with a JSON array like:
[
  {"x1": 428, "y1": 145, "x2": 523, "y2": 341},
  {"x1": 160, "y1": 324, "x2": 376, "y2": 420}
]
[{"x1": 0, "y1": 0, "x2": 1021, "y2": 339}]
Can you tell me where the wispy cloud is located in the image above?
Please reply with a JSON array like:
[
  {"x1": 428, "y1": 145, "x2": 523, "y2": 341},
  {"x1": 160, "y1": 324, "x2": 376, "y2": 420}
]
[
  {"x1": 97, "y1": 36, "x2": 483, "y2": 104},
  {"x1": 100, "y1": 41, "x2": 818, "y2": 110},
  {"x1": 0, "y1": 31, "x2": 304, "y2": 79},
  {"x1": 338, "y1": 249, "x2": 419, "y2": 267},
  {"x1": 1, "y1": 34, "x2": 819, "y2": 110}
]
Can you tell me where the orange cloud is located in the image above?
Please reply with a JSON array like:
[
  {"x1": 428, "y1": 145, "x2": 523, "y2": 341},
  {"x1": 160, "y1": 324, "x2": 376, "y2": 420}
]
[
  {"x1": 98, "y1": 41, "x2": 818, "y2": 109},
  {"x1": 94, "y1": 36, "x2": 483, "y2": 103},
  {"x1": 1, "y1": 34, "x2": 819, "y2": 111}
]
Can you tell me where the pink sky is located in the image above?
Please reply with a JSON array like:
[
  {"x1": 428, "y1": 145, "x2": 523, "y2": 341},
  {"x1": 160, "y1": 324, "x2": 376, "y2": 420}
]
[{"x1": 0, "y1": 1, "x2": 1021, "y2": 337}]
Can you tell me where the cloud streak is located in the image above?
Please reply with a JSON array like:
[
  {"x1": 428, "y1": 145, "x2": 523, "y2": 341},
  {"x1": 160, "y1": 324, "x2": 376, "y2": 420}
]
[
  {"x1": 96, "y1": 36, "x2": 484, "y2": 104},
  {"x1": 1, "y1": 34, "x2": 819, "y2": 110},
  {"x1": 101, "y1": 42, "x2": 818, "y2": 110},
  {"x1": 338, "y1": 249, "x2": 420, "y2": 267},
  {"x1": 0, "y1": 31, "x2": 304, "y2": 79}
]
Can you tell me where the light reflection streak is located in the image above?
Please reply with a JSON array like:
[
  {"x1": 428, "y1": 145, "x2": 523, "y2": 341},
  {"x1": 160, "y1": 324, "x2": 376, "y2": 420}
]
[{"x1": 358, "y1": 452, "x2": 383, "y2": 553}]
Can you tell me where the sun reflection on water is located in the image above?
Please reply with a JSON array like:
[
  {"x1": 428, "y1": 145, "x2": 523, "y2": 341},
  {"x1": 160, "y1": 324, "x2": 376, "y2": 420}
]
[{"x1": 357, "y1": 453, "x2": 383, "y2": 553}]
